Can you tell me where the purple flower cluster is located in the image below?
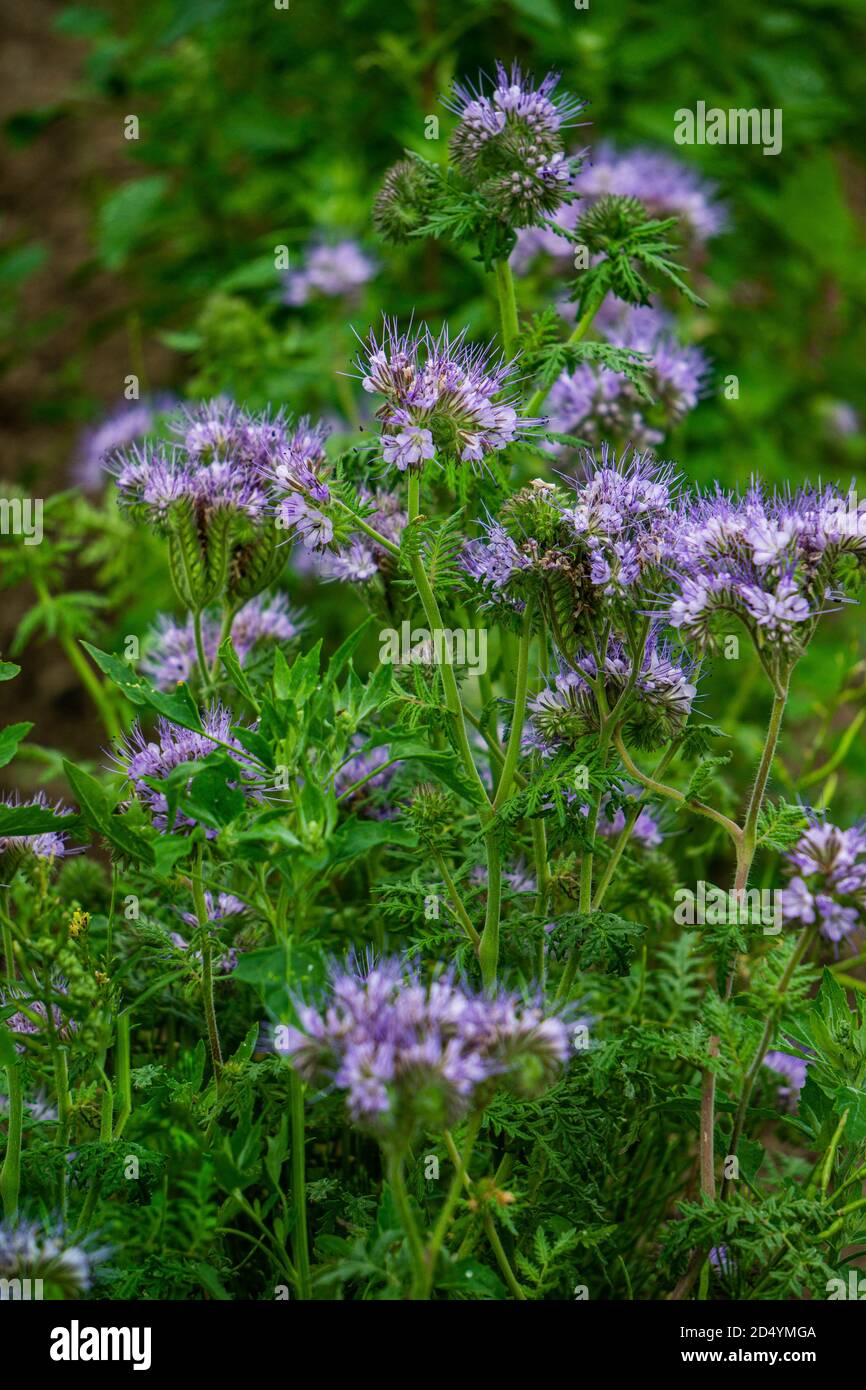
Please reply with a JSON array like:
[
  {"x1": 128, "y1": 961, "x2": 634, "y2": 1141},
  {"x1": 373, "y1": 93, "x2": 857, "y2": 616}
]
[
  {"x1": 111, "y1": 399, "x2": 276, "y2": 529},
  {"x1": 664, "y1": 482, "x2": 866, "y2": 654},
  {"x1": 526, "y1": 637, "x2": 696, "y2": 753},
  {"x1": 763, "y1": 1049, "x2": 810, "y2": 1109},
  {"x1": 548, "y1": 303, "x2": 708, "y2": 450},
  {"x1": 283, "y1": 239, "x2": 376, "y2": 306},
  {"x1": 511, "y1": 142, "x2": 726, "y2": 273},
  {"x1": 174, "y1": 891, "x2": 248, "y2": 973},
  {"x1": 0, "y1": 792, "x2": 79, "y2": 863},
  {"x1": 296, "y1": 487, "x2": 406, "y2": 582},
  {"x1": 0, "y1": 1220, "x2": 100, "y2": 1298},
  {"x1": 358, "y1": 320, "x2": 532, "y2": 471},
  {"x1": 2, "y1": 981, "x2": 75, "y2": 1053},
  {"x1": 334, "y1": 739, "x2": 399, "y2": 818},
  {"x1": 445, "y1": 62, "x2": 586, "y2": 225},
  {"x1": 142, "y1": 593, "x2": 305, "y2": 690},
  {"x1": 782, "y1": 820, "x2": 866, "y2": 944},
  {"x1": 277, "y1": 956, "x2": 570, "y2": 1138},
  {"x1": 72, "y1": 396, "x2": 172, "y2": 492},
  {"x1": 109, "y1": 703, "x2": 259, "y2": 833}
]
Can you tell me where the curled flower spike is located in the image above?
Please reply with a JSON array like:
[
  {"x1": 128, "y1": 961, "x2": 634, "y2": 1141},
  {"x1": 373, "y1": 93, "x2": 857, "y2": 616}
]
[
  {"x1": 763, "y1": 1049, "x2": 810, "y2": 1109},
  {"x1": 445, "y1": 62, "x2": 586, "y2": 226},
  {"x1": 782, "y1": 819, "x2": 866, "y2": 945},
  {"x1": 273, "y1": 956, "x2": 571, "y2": 1141},
  {"x1": 526, "y1": 636, "x2": 696, "y2": 755},
  {"x1": 108, "y1": 703, "x2": 260, "y2": 834},
  {"x1": 357, "y1": 319, "x2": 537, "y2": 471},
  {"x1": 664, "y1": 481, "x2": 866, "y2": 666}
]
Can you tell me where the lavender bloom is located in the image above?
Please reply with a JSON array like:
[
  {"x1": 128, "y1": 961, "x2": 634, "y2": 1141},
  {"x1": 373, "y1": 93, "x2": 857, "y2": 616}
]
[
  {"x1": 0, "y1": 792, "x2": 79, "y2": 864},
  {"x1": 299, "y1": 487, "x2": 407, "y2": 583},
  {"x1": 0, "y1": 1220, "x2": 101, "y2": 1299},
  {"x1": 334, "y1": 739, "x2": 399, "y2": 819},
  {"x1": 708, "y1": 1245, "x2": 732, "y2": 1275},
  {"x1": 596, "y1": 791, "x2": 663, "y2": 848},
  {"x1": 446, "y1": 62, "x2": 586, "y2": 225},
  {"x1": 357, "y1": 320, "x2": 536, "y2": 471},
  {"x1": 781, "y1": 820, "x2": 866, "y2": 945},
  {"x1": 511, "y1": 143, "x2": 726, "y2": 274},
  {"x1": 0, "y1": 1089, "x2": 57, "y2": 1124},
  {"x1": 2, "y1": 980, "x2": 75, "y2": 1054},
  {"x1": 471, "y1": 858, "x2": 537, "y2": 893},
  {"x1": 109, "y1": 703, "x2": 259, "y2": 833},
  {"x1": 173, "y1": 892, "x2": 247, "y2": 974},
  {"x1": 527, "y1": 637, "x2": 695, "y2": 754},
  {"x1": 763, "y1": 1049, "x2": 810, "y2": 1109},
  {"x1": 142, "y1": 593, "x2": 305, "y2": 691},
  {"x1": 283, "y1": 239, "x2": 376, "y2": 306},
  {"x1": 548, "y1": 304, "x2": 708, "y2": 451},
  {"x1": 276, "y1": 956, "x2": 570, "y2": 1137},
  {"x1": 573, "y1": 143, "x2": 728, "y2": 243},
  {"x1": 665, "y1": 481, "x2": 866, "y2": 657},
  {"x1": 71, "y1": 397, "x2": 171, "y2": 492},
  {"x1": 110, "y1": 399, "x2": 305, "y2": 532}
]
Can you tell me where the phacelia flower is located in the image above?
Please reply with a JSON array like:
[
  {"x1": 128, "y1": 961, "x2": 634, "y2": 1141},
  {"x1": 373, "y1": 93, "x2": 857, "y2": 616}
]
[
  {"x1": 2, "y1": 980, "x2": 75, "y2": 1053},
  {"x1": 334, "y1": 739, "x2": 399, "y2": 819},
  {"x1": 781, "y1": 820, "x2": 866, "y2": 945},
  {"x1": 173, "y1": 892, "x2": 247, "y2": 974},
  {"x1": 548, "y1": 303, "x2": 708, "y2": 451},
  {"x1": 0, "y1": 792, "x2": 80, "y2": 867},
  {"x1": 142, "y1": 593, "x2": 305, "y2": 691},
  {"x1": 665, "y1": 481, "x2": 866, "y2": 661},
  {"x1": 275, "y1": 956, "x2": 570, "y2": 1138},
  {"x1": 0, "y1": 1220, "x2": 102, "y2": 1299},
  {"x1": 71, "y1": 396, "x2": 172, "y2": 492},
  {"x1": 445, "y1": 62, "x2": 586, "y2": 226},
  {"x1": 763, "y1": 1049, "x2": 810, "y2": 1109},
  {"x1": 511, "y1": 142, "x2": 726, "y2": 273},
  {"x1": 283, "y1": 239, "x2": 376, "y2": 306},
  {"x1": 109, "y1": 703, "x2": 259, "y2": 834},
  {"x1": 357, "y1": 320, "x2": 536, "y2": 471},
  {"x1": 527, "y1": 636, "x2": 696, "y2": 755}
]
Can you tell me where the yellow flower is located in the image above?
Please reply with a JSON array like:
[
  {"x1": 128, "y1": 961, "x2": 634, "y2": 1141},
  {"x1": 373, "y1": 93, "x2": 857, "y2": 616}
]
[{"x1": 68, "y1": 909, "x2": 90, "y2": 940}]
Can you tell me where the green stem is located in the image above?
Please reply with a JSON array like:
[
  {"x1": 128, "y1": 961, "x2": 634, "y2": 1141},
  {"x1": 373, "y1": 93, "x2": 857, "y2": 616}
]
[
  {"x1": 113, "y1": 1012, "x2": 132, "y2": 1139},
  {"x1": 433, "y1": 851, "x2": 480, "y2": 950},
  {"x1": 192, "y1": 844, "x2": 223, "y2": 1083},
  {"x1": 0, "y1": 1062, "x2": 23, "y2": 1222},
  {"x1": 524, "y1": 290, "x2": 605, "y2": 419},
  {"x1": 423, "y1": 1116, "x2": 481, "y2": 1296},
  {"x1": 192, "y1": 609, "x2": 213, "y2": 696},
  {"x1": 388, "y1": 1150, "x2": 426, "y2": 1299},
  {"x1": 493, "y1": 259, "x2": 520, "y2": 357},
  {"x1": 290, "y1": 1071, "x2": 312, "y2": 1300},
  {"x1": 492, "y1": 601, "x2": 533, "y2": 812},
  {"x1": 721, "y1": 920, "x2": 817, "y2": 1197}
]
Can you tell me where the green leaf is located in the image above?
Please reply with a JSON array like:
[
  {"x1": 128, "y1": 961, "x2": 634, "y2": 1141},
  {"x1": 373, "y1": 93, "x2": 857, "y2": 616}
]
[
  {"x1": 685, "y1": 752, "x2": 732, "y2": 803},
  {"x1": 0, "y1": 722, "x2": 32, "y2": 769},
  {"x1": 0, "y1": 804, "x2": 81, "y2": 837},
  {"x1": 63, "y1": 759, "x2": 154, "y2": 865},
  {"x1": 328, "y1": 816, "x2": 418, "y2": 867},
  {"x1": 0, "y1": 661, "x2": 20, "y2": 681},
  {"x1": 553, "y1": 910, "x2": 646, "y2": 976},
  {"x1": 81, "y1": 643, "x2": 203, "y2": 732}
]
